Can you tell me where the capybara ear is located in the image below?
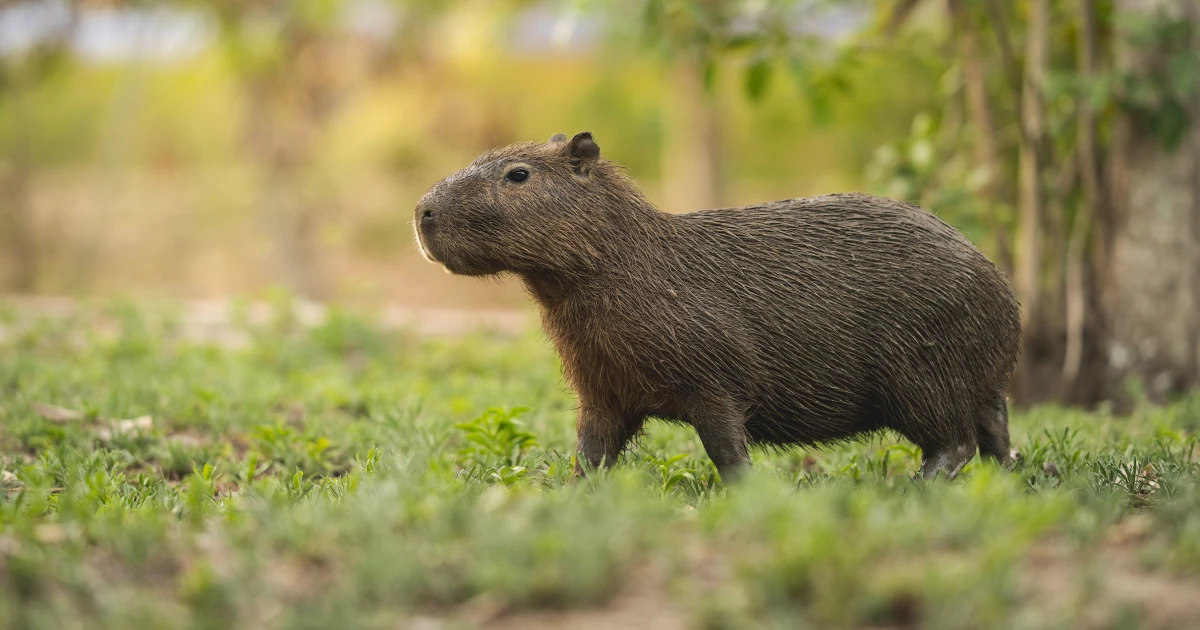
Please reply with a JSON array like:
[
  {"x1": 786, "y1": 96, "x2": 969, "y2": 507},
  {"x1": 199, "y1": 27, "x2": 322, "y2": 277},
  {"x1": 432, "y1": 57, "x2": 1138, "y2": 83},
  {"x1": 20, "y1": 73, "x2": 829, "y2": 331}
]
[
  {"x1": 549, "y1": 133, "x2": 567, "y2": 143},
  {"x1": 568, "y1": 132, "x2": 600, "y2": 175}
]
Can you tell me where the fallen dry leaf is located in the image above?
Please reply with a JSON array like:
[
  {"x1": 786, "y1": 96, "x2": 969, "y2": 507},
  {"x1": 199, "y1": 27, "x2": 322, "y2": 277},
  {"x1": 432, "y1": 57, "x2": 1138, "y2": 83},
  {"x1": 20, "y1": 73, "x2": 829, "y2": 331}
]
[
  {"x1": 0, "y1": 536, "x2": 21, "y2": 555},
  {"x1": 34, "y1": 524, "x2": 67, "y2": 544},
  {"x1": 457, "y1": 593, "x2": 510, "y2": 627},
  {"x1": 1107, "y1": 515, "x2": 1153, "y2": 546},
  {"x1": 1138, "y1": 464, "x2": 1159, "y2": 496},
  {"x1": 96, "y1": 415, "x2": 154, "y2": 441},
  {"x1": 272, "y1": 402, "x2": 306, "y2": 427},
  {"x1": 1, "y1": 470, "x2": 17, "y2": 485},
  {"x1": 167, "y1": 431, "x2": 209, "y2": 448},
  {"x1": 32, "y1": 402, "x2": 84, "y2": 422}
]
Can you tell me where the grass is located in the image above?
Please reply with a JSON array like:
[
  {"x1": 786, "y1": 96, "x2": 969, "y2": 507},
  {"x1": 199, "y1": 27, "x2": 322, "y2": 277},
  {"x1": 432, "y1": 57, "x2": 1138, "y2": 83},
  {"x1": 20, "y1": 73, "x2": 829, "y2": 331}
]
[{"x1": 2, "y1": 300, "x2": 1200, "y2": 629}]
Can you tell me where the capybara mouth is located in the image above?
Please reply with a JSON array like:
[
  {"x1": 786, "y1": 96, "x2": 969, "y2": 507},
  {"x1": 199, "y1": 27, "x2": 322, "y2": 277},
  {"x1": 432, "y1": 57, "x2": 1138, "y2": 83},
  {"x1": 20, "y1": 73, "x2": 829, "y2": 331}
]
[
  {"x1": 438, "y1": 255, "x2": 496, "y2": 277},
  {"x1": 413, "y1": 219, "x2": 438, "y2": 264},
  {"x1": 415, "y1": 230, "x2": 494, "y2": 277}
]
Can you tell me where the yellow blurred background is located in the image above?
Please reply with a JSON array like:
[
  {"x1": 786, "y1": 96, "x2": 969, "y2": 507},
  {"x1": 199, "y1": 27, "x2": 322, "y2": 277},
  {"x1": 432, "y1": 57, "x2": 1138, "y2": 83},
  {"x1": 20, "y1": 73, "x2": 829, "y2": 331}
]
[{"x1": 0, "y1": 0, "x2": 943, "y2": 308}]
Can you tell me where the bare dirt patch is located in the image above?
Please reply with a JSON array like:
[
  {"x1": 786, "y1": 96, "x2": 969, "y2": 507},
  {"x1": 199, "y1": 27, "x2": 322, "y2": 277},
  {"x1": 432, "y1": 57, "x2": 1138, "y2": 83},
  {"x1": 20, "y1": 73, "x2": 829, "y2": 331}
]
[
  {"x1": 400, "y1": 566, "x2": 688, "y2": 630},
  {"x1": 1021, "y1": 518, "x2": 1200, "y2": 629},
  {"x1": 0, "y1": 294, "x2": 534, "y2": 345}
]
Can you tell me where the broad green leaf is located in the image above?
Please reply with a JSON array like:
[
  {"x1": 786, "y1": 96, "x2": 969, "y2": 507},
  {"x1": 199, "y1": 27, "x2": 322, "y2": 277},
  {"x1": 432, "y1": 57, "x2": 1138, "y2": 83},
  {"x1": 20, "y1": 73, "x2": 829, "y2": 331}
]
[
  {"x1": 745, "y1": 58, "x2": 773, "y2": 101},
  {"x1": 1168, "y1": 52, "x2": 1200, "y2": 99}
]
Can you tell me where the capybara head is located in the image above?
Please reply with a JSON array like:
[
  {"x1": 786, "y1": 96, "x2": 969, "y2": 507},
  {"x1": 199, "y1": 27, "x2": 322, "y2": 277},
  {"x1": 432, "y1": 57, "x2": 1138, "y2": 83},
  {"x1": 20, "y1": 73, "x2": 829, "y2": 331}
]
[{"x1": 414, "y1": 132, "x2": 646, "y2": 277}]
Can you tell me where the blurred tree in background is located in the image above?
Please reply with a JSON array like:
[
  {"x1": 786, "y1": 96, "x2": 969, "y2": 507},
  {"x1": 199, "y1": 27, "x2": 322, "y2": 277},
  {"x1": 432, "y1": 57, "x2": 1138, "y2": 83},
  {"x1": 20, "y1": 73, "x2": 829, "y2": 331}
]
[
  {"x1": 1105, "y1": 0, "x2": 1200, "y2": 408},
  {"x1": 645, "y1": 0, "x2": 1196, "y2": 407},
  {"x1": 0, "y1": 0, "x2": 1197, "y2": 409},
  {"x1": 202, "y1": 0, "x2": 450, "y2": 299},
  {"x1": 870, "y1": 0, "x2": 1200, "y2": 407},
  {"x1": 0, "y1": 0, "x2": 75, "y2": 292}
]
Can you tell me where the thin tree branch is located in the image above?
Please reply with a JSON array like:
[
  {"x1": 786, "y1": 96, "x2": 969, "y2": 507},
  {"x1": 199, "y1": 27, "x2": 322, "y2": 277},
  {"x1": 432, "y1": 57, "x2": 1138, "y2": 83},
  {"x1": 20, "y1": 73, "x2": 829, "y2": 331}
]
[{"x1": 981, "y1": 0, "x2": 1024, "y2": 98}]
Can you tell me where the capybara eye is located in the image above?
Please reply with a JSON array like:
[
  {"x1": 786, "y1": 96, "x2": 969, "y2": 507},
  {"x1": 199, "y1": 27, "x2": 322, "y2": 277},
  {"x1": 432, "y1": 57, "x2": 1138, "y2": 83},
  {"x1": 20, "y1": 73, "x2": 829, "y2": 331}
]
[{"x1": 506, "y1": 168, "x2": 529, "y2": 183}]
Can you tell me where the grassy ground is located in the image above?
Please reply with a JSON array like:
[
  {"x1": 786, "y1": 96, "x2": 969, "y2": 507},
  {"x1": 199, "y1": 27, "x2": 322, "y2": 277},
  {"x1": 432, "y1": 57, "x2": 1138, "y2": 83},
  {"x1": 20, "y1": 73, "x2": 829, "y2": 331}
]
[{"x1": 2, "y1": 301, "x2": 1200, "y2": 629}]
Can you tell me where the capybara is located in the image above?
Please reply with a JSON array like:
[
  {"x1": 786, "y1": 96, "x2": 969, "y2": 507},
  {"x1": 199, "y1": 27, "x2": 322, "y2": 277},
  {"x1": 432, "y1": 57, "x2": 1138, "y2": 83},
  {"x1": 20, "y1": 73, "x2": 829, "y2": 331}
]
[{"x1": 415, "y1": 132, "x2": 1020, "y2": 481}]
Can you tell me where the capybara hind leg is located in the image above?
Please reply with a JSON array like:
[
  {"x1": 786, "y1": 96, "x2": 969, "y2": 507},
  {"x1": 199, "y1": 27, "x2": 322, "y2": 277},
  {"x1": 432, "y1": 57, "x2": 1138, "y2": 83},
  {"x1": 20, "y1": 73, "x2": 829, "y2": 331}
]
[
  {"x1": 977, "y1": 394, "x2": 1011, "y2": 465},
  {"x1": 574, "y1": 407, "x2": 640, "y2": 476},
  {"x1": 695, "y1": 426, "x2": 750, "y2": 482},
  {"x1": 918, "y1": 441, "x2": 976, "y2": 480}
]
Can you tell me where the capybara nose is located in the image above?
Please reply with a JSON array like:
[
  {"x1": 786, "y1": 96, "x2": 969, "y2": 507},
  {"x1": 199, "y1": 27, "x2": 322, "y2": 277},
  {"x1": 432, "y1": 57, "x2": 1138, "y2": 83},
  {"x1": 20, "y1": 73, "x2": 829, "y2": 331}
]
[{"x1": 417, "y1": 201, "x2": 435, "y2": 225}]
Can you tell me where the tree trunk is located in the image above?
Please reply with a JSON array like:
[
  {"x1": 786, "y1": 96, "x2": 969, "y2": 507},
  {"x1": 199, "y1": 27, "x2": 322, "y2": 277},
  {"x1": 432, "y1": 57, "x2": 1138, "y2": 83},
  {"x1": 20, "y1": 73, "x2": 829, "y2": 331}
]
[
  {"x1": 1014, "y1": 0, "x2": 1051, "y2": 400},
  {"x1": 1104, "y1": 0, "x2": 1200, "y2": 404},
  {"x1": 949, "y1": 0, "x2": 1012, "y2": 277},
  {"x1": 0, "y1": 144, "x2": 36, "y2": 292},
  {"x1": 1, "y1": 67, "x2": 37, "y2": 293},
  {"x1": 239, "y1": 39, "x2": 341, "y2": 302},
  {"x1": 0, "y1": 7, "x2": 74, "y2": 293},
  {"x1": 1063, "y1": 0, "x2": 1108, "y2": 403},
  {"x1": 662, "y1": 58, "x2": 723, "y2": 214},
  {"x1": 260, "y1": 161, "x2": 327, "y2": 301}
]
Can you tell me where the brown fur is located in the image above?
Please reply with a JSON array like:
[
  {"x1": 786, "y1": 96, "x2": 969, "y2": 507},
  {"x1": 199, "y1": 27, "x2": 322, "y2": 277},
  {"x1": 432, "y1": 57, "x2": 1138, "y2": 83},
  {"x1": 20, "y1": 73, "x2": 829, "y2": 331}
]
[{"x1": 415, "y1": 132, "x2": 1021, "y2": 481}]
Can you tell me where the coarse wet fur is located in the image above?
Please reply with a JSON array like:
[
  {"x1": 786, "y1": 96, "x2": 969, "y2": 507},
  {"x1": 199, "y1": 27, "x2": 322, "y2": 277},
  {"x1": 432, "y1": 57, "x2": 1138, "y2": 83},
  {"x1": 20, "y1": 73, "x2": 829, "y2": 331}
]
[{"x1": 415, "y1": 132, "x2": 1021, "y2": 482}]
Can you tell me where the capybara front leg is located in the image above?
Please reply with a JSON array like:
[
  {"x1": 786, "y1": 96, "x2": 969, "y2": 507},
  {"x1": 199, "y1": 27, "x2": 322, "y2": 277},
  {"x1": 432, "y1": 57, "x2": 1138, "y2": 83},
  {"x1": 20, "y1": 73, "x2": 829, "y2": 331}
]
[
  {"x1": 574, "y1": 407, "x2": 640, "y2": 476},
  {"x1": 977, "y1": 393, "x2": 1012, "y2": 465},
  {"x1": 690, "y1": 400, "x2": 751, "y2": 483}
]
